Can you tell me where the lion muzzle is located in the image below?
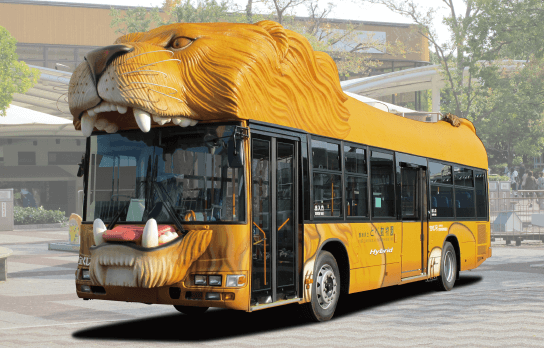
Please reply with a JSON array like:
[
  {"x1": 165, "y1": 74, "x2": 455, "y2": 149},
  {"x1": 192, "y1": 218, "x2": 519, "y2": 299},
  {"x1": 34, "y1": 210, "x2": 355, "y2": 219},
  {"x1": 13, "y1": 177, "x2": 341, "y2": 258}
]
[{"x1": 89, "y1": 226, "x2": 213, "y2": 288}]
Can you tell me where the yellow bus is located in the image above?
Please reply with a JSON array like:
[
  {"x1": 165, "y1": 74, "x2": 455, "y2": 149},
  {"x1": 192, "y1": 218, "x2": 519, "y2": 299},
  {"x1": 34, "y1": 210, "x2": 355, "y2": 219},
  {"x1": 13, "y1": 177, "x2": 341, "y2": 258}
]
[{"x1": 72, "y1": 20, "x2": 490, "y2": 322}]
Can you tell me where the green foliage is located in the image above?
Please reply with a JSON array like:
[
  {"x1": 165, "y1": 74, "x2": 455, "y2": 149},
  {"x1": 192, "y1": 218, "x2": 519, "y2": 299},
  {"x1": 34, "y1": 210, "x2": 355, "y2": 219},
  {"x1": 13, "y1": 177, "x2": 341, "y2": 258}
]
[
  {"x1": 0, "y1": 26, "x2": 40, "y2": 117},
  {"x1": 164, "y1": 0, "x2": 244, "y2": 25},
  {"x1": 14, "y1": 206, "x2": 68, "y2": 225},
  {"x1": 110, "y1": 0, "x2": 244, "y2": 35},
  {"x1": 110, "y1": 7, "x2": 162, "y2": 35},
  {"x1": 357, "y1": 0, "x2": 544, "y2": 169},
  {"x1": 489, "y1": 175, "x2": 510, "y2": 182}
]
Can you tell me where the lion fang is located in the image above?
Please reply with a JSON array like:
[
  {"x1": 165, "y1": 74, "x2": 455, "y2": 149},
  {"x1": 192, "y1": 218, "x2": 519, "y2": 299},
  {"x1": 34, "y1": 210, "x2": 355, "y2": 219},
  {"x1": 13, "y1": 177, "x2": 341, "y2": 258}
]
[{"x1": 134, "y1": 108, "x2": 152, "y2": 132}]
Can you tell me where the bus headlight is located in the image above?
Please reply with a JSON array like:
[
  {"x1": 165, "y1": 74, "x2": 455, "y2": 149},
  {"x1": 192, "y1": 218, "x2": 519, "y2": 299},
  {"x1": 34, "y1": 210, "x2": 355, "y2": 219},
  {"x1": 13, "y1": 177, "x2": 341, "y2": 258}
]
[
  {"x1": 194, "y1": 275, "x2": 207, "y2": 285},
  {"x1": 81, "y1": 269, "x2": 90, "y2": 280},
  {"x1": 208, "y1": 275, "x2": 222, "y2": 286},
  {"x1": 226, "y1": 274, "x2": 246, "y2": 287}
]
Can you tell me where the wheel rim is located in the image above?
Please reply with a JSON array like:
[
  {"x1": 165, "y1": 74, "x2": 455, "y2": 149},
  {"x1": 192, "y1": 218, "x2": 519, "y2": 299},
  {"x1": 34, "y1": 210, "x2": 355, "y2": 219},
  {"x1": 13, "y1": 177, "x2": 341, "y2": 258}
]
[
  {"x1": 316, "y1": 263, "x2": 337, "y2": 310},
  {"x1": 443, "y1": 250, "x2": 455, "y2": 283}
]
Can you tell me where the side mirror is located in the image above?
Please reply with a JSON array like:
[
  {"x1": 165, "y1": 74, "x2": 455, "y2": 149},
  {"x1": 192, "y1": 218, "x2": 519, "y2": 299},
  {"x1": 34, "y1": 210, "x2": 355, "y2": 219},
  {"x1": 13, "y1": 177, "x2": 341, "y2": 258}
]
[
  {"x1": 77, "y1": 155, "x2": 85, "y2": 177},
  {"x1": 228, "y1": 136, "x2": 244, "y2": 168}
]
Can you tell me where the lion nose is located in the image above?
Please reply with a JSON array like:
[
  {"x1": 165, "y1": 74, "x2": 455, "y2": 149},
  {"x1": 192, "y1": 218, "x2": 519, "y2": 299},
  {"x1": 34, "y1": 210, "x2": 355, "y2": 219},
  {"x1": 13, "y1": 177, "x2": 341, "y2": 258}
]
[{"x1": 85, "y1": 44, "x2": 134, "y2": 85}]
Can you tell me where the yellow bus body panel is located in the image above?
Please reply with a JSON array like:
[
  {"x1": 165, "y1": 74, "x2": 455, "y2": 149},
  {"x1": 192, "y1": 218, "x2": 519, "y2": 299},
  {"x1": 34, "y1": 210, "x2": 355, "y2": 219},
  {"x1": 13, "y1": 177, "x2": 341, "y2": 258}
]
[
  {"x1": 342, "y1": 97, "x2": 488, "y2": 169},
  {"x1": 303, "y1": 220, "x2": 490, "y2": 301}
]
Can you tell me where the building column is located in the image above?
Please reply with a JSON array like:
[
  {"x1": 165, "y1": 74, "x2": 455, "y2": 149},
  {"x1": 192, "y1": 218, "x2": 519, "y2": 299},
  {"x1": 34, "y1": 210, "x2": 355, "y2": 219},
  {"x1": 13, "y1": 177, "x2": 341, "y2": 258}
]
[{"x1": 431, "y1": 76, "x2": 441, "y2": 113}]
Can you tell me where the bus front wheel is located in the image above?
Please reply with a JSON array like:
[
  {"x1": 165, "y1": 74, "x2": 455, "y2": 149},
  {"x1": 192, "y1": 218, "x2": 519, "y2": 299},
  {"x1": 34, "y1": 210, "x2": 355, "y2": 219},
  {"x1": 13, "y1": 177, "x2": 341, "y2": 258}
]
[
  {"x1": 301, "y1": 251, "x2": 340, "y2": 322},
  {"x1": 173, "y1": 305, "x2": 209, "y2": 315},
  {"x1": 436, "y1": 241, "x2": 457, "y2": 291}
]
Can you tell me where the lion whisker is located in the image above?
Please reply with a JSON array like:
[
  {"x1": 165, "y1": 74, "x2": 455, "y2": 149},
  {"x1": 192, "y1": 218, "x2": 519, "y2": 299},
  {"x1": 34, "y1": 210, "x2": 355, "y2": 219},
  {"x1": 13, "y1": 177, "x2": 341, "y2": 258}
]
[
  {"x1": 128, "y1": 82, "x2": 178, "y2": 95},
  {"x1": 121, "y1": 70, "x2": 169, "y2": 78},
  {"x1": 124, "y1": 50, "x2": 174, "y2": 62},
  {"x1": 149, "y1": 89, "x2": 185, "y2": 103},
  {"x1": 56, "y1": 92, "x2": 70, "y2": 113},
  {"x1": 130, "y1": 59, "x2": 182, "y2": 71}
]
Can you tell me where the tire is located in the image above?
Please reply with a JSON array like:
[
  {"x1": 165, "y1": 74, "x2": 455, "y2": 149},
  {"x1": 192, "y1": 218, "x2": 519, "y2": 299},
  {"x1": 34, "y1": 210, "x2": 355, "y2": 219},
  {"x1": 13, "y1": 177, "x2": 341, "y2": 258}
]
[
  {"x1": 300, "y1": 251, "x2": 340, "y2": 322},
  {"x1": 436, "y1": 242, "x2": 457, "y2": 291},
  {"x1": 173, "y1": 305, "x2": 209, "y2": 315}
]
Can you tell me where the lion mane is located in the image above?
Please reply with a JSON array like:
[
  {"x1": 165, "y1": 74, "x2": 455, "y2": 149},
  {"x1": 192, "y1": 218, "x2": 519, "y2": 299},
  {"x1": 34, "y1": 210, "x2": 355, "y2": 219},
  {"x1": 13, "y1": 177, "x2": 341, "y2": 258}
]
[{"x1": 70, "y1": 20, "x2": 350, "y2": 138}]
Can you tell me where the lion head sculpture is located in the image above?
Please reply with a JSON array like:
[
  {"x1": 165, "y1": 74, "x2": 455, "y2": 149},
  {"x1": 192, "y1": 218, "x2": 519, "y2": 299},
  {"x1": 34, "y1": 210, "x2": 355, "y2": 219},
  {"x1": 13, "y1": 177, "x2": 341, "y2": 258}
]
[{"x1": 68, "y1": 20, "x2": 351, "y2": 137}]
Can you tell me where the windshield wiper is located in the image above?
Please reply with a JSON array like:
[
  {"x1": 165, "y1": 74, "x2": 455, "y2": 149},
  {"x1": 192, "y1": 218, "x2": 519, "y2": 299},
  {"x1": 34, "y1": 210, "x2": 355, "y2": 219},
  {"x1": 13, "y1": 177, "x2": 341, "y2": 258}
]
[
  {"x1": 153, "y1": 181, "x2": 187, "y2": 236},
  {"x1": 107, "y1": 200, "x2": 130, "y2": 230}
]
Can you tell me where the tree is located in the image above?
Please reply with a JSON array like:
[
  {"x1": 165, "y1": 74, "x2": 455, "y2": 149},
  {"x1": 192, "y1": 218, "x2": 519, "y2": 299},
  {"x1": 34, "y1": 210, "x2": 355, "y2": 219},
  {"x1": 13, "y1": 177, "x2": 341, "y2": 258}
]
[
  {"x1": 161, "y1": 0, "x2": 242, "y2": 25},
  {"x1": 110, "y1": 7, "x2": 162, "y2": 35},
  {"x1": 0, "y1": 26, "x2": 40, "y2": 117},
  {"x1": 285, "y1": 1, "x2": 411, "y2": 79},
  {"x1": 356, "y1": 0, "x2": 544, "y2": 169},
  {"x1": 110, "y1": 0, "x2": 243, "y2": 35}
]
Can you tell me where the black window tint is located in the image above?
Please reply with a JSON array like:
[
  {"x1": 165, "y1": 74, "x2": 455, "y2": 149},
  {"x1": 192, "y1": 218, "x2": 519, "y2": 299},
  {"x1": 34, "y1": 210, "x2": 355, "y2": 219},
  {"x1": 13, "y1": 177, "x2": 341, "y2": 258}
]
[
  {"x1": 312, "y1": 140, "x2": 340, "y2": 171},
  {"x1": 346, "y1": 175, "x2": 368, "y2": 217},
  {"x1": 313, "y1": 173, "x2": 342, "y2": 217},
  {"x1": 455, "y1": 187, "x2": 476, "y2": 217},
  {"x1": 401, "y1": 168, "x2": 419, "y2": 219},
  {"x1": 430, "y1": 185, "x2": 454, "y2": 218},
  {"x1": 18, "y1": 152, "x2": 36, "y2": 165},
  {"x1": 454, "y1": 167, "x2": 473, "y2": 187},
  {"x1": 429, "y1": 162, "x2": 452, "y2": 185},
  {"x1": 475, "y1": 171, "x2": 487, "y2": 218},
  {"x1": 345, "y1": 146, "x2": 367, "y2": 174},
  {"x1": 370, "y1": 151, "x2": 395, "y2": 218}
]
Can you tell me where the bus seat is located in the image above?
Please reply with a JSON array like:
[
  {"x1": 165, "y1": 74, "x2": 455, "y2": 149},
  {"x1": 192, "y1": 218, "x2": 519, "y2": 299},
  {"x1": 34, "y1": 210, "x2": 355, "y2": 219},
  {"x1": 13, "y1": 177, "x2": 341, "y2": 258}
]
[
  {"x1": 436, "y1": 195, "x2": 449, "y2": 208},
  {"x1": 431, "y1": 197, "x2": 438, "y2": 208},
  {"x1": 212, "y1": 206, "x2": 221, "y2": 221}
]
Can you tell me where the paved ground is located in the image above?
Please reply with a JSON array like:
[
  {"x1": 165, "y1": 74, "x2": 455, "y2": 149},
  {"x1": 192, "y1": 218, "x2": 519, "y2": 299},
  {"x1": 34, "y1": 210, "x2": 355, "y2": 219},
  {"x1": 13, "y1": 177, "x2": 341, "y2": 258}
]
[{"x1": 0, "y1": 229, "x2": 543, "y2": 347}]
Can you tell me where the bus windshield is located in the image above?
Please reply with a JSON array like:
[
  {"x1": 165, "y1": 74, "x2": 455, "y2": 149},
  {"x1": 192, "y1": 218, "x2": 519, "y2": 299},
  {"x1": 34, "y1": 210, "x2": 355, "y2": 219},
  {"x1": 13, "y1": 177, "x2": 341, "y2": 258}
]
[{"x1": 85, "y1": 124, "x2": 245, "y2": 224}]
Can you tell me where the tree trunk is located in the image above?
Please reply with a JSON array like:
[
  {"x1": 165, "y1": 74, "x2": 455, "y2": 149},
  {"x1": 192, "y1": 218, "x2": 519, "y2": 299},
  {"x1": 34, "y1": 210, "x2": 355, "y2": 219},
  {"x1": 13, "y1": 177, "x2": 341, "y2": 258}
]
[
  {"x1": 246, "y1": 0, "x2": 253, "y2": 23},
  {"x1": 507, "y1": 143, "x2": 513, "y2": 170}
]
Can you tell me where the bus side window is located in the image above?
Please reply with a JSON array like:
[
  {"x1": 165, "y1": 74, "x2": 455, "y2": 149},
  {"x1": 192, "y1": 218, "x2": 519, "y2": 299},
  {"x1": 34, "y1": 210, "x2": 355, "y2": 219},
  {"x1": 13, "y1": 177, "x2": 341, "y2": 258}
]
[
  {"x1": 370, "y1": 151, "x2": 395, "y2": 218},
  {"x1": 345, "y1": 145, "x2": 368, "y2": 218},
  {"x1": 311, "y1": 138, "x2": 342, "y2": 218},
  {"x1": 475, "y1": 170, "x2": 488, "y2": 219},
  {"x1": 429, "y1": 162, "x2": 454, "y2": 218}
]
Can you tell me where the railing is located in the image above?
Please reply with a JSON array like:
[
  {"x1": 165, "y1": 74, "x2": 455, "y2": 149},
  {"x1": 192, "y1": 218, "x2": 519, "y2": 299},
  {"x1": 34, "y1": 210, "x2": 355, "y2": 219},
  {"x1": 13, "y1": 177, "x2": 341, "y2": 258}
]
[{"x1": 490, "y1": 190, "x2": 544, "y2": 245}]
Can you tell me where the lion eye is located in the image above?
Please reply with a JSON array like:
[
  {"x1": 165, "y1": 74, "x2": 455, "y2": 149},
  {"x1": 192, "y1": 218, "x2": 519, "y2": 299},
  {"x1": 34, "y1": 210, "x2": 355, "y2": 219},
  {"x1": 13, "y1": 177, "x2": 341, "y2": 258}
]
[{"x1": 170, "y1": 37, "x2": 193, "y2": 50}]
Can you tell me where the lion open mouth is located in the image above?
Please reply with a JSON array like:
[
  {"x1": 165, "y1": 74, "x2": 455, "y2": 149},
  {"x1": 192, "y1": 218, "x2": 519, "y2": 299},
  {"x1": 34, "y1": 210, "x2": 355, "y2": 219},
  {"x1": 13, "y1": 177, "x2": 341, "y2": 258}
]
[
  {"x1": 89, "y1": 219, "x2": 213, "y2": 288},
  {"x1": 79, "y1": 102, "x2": 198, "y2": 136}
]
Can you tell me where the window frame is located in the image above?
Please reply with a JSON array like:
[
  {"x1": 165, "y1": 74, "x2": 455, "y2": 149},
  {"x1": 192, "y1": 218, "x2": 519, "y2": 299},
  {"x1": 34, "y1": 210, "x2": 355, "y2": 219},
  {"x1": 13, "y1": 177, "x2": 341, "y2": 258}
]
[
  {"x1": 309, "y1": 135, "x2": 344, "y2": 221},
  {"x1": 306, "y1": 136, "x2": 487, "y2": 223},
  {"x1": 369, "y1": 147, "x2": 397, "y2": 220},
  {"x1": 343, "y1": 142, "x2": 370, "y2": 220},
  {"x1": 428, "y1": 159, "x2": 485, "y2": 221}
]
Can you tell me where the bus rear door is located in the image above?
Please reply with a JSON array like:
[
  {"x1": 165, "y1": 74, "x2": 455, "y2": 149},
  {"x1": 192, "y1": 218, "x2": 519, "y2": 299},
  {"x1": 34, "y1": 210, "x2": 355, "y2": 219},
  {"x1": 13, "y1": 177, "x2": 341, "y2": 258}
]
[{"x1": 400, "y1": 163, "x2": 428, "y2": 279}]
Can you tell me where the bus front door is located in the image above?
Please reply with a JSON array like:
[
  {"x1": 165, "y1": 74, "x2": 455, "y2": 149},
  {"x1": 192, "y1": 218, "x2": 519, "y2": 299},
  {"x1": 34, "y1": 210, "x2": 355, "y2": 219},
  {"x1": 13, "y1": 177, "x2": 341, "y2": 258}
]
[
  {"x1": 400, "y1": 165, "x2": 427, "y2": 279},
  {"x1": 251, "y1": 135, "x2": 299, "y2": 306}
]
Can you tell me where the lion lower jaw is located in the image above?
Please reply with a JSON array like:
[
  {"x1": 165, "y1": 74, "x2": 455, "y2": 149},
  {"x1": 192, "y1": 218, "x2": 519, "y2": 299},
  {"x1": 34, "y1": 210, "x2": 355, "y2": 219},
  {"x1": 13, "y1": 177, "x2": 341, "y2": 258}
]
[
  {"x1": 91, "y1": 251, "x2": 180, "y2": 288},
  {"x1": 80, "y1": 102, "x2": 199, "y2": 137}
]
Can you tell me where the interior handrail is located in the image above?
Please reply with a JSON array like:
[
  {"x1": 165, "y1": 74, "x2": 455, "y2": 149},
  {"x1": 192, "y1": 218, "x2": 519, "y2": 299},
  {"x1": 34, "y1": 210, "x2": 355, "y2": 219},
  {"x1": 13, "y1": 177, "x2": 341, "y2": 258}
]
[{"x1": 252, "y1": 221, "x2": 267, "y2": 285}]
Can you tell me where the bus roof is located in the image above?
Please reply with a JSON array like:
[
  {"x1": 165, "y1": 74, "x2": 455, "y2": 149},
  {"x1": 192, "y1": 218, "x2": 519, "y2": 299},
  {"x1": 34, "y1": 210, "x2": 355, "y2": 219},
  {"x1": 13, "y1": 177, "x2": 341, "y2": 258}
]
[{"x1": 339, "y1": 96, "x2": 488, "y2": 170}]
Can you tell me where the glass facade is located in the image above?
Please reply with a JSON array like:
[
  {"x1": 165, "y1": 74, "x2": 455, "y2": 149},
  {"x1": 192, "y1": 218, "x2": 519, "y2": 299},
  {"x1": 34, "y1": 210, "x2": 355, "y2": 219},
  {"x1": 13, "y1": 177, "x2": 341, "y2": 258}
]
[{"x1": 16, "y1": 43, "x2": 99, "y2": 72}]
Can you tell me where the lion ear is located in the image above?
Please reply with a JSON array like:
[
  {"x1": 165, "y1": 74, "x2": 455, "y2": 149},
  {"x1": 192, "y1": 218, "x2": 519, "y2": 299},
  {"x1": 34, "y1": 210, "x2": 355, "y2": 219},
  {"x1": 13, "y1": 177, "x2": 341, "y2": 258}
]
[
  {"x1": 255, "y1": 20, "x2": 289, "y2": 61},
  {"x1": 114, "y1": 32, "x2": 145, "y2": 44}
]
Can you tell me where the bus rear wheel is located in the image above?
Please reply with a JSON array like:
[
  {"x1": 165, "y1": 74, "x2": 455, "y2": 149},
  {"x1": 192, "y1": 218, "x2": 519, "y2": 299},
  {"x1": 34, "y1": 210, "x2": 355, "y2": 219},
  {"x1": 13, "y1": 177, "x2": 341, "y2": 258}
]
[
  {"x1": 301, "y1": 251, "x2": 340, "y2": 322},
  {"x1": 173, "y1": 305, "x2": 209, "y2": 315},
  {"x1": 436, "y1": 242, "x2": 457, "y2": 291}
]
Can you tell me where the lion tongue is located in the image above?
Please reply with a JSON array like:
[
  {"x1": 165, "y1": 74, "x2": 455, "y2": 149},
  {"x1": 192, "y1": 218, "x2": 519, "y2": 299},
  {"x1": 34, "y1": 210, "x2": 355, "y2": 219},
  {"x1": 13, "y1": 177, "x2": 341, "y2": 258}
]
[{"x1": 134, "y1": 108, "x2": 151, "y2": 133}]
